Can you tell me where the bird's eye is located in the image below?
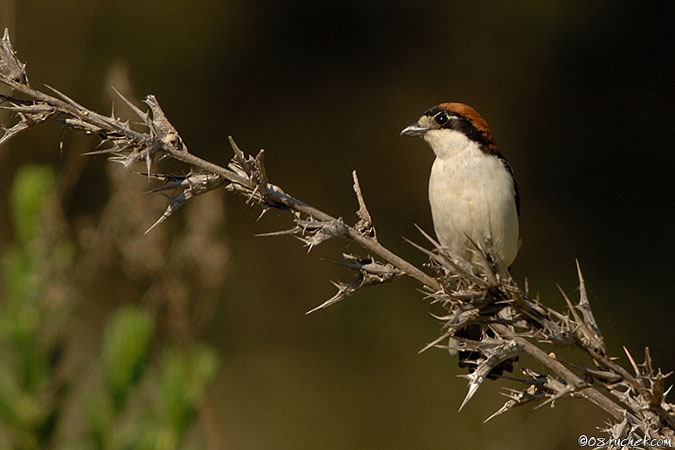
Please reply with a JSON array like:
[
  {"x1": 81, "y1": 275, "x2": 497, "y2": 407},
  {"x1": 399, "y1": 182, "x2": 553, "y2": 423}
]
[{"x1": 435, "y1": 113, "x2": 448, "y2": 125}]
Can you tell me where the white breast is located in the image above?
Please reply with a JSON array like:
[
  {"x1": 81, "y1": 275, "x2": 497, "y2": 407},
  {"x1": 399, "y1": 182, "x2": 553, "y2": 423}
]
[{"x1": 426, "y1": 130, "x2": 519, "y2": 269}]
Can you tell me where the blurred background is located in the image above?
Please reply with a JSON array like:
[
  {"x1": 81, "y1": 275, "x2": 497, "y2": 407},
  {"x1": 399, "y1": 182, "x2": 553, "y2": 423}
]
[{"x1": 0, "y1": 0, "x2": 673, "y2": 449}]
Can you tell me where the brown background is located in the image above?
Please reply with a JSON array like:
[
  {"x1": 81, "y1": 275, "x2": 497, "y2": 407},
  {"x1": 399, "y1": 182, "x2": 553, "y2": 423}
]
[{"x1": 1, "y1": 1, "x2": 673, "y2": 448}]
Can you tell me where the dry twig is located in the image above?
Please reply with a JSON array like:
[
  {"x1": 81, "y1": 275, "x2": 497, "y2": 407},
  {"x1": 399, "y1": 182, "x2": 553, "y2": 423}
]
[{"x1": 1, "y1": 29, "x2": 672, "y2": 447}]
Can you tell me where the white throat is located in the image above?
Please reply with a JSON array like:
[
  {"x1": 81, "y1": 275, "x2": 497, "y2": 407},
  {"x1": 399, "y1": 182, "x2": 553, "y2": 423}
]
[{"x1": 423, "y1": 129, "x2": 476, "y2": 159}]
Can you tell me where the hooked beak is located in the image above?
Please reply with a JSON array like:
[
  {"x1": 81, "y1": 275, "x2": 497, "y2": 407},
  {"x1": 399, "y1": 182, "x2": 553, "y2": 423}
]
[{"x1": 400, "y1": 122, "x2": 428, "y2": 137}]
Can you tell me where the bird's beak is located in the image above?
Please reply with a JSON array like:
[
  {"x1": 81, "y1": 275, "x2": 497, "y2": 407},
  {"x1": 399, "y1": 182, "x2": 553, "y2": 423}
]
[{"x1": 400, "y1": 122, "x2": 428, "y2": 137}]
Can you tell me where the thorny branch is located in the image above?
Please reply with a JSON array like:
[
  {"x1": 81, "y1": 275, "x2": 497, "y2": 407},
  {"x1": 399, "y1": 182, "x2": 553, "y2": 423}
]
[{"x1": 1, "y1": 29, "x2": 672, "y2": 447}]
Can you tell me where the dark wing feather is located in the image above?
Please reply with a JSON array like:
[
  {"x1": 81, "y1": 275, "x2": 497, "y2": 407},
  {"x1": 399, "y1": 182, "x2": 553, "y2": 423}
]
[{"x1": 500, "y1": 157, "x2": 520, "y2": 217}]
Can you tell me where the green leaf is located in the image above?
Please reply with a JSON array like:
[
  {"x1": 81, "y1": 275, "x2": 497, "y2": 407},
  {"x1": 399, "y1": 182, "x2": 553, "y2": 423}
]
[
  {"x1": 84, "y1": 390, "x2": 113, "y2": 450},
  {"x1": 9, "y1": 166, "x2": 55, "y2": 245},
  {"x1": 158, "y1": 346, "x2": 218, "y2": 442},
  {"x1": 102, "y1": 306, "x2": 155, "y2": 412}
]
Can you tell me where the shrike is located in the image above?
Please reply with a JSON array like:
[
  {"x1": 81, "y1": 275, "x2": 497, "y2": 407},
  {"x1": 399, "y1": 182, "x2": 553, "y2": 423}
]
[{"x1": 401, "y1": 102, "x2": 519, "y2": 271}]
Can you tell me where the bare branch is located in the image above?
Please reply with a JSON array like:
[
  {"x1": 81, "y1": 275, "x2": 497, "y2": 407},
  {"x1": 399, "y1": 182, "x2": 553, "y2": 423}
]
[
  {"x1": 0, "y1": 29, "x2": 28, "y2": 85},
  {"x1": 306, "y1": 253, "x2": 402, "y2": 314},
  {"x1": 1, "y1": 29, "x2": 672, "y2": 443},
  {"x1": 458, "y1": 339, "x2": 523, "y2": 411},
  {"x1": 352, "y1": 170, "x2": 376, "y2": 239}
]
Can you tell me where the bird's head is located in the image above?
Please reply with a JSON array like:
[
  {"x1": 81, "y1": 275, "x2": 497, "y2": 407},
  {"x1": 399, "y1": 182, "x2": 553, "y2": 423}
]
[{"x1": 401, "y1": 102, "x2": 498, "y2": 158}]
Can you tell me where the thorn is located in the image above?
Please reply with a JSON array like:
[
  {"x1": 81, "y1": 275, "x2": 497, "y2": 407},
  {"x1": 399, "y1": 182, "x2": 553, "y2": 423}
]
[
  {"x1": 352, "y1": 170, "x2": 376, "y2": 238},
  {"x1": 459, "y1": 379, "x2": 481, "y2": 412},
  {"x1": 144, "y1": 195, "x2": 185, "y2": 234},
  {"x1": 44, "y1": 84, "x2": 86, "y2": 109},
  {"x1": 575, "y1": 259, "x2": 589, "y2": 306},
  {"x1": 413, "y1": 223, "x2": 441, "y2": 248},
  {"x1": 145, "y1": 151, "x2": 152, "y2": 181},
  {"x1": 305, "y1": 280, "x2": 351, "y2": 314},
  {"x1": 484, "y1": 406, "x2": 507, "y2": 423},
  {"x1": 557, "y1": 284, "x2": 582, "y2": 326},
  {"x1": 256, "y1": 207, "x2": 270, "y2": 221},
  {"x1": 254, "y1": 148, "x2": 269, "y2": 185},
  {"x1": 111, "y1": 86, "x2": 147, "y2": 120},
  {"x1": 144, "y1": 215, "x2": 166, "y2": 235},
  {"x1": 255, "y1": 227, "x2": 300, "y2": 237},
  {"x1": 623, "y1": 346, "x2": 640, "y2": 376},
  {"x1": 246, "y1": 184, "x2": 260, "y2": 204},
  {"x1": 418, "y1": 330, "x2": 454, "y2": 354},
  {"x1": 403, "y1": 236, "x2": 487, "y2": 288},
  {"x1": 228, "y1": 136, "x2": 249, "y2": 172},
  {"x1": 82, "y1": 147, "x2": 120, "y2": 156}
]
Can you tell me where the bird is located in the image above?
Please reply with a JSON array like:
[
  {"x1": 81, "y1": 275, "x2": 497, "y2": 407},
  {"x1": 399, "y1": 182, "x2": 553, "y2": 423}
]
[
  {"x1": 401, "y1": 102, "x2": 520, "y2": 378},
  {"x1": 400, "y1": 102, "x2": 519, "y2": 271}
]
